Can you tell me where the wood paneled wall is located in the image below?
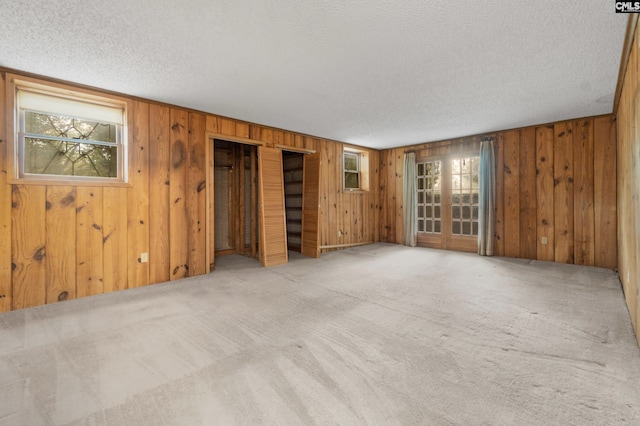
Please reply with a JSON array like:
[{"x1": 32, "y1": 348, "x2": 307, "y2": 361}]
[
  {"x1": 379, "y1": 116, "x2": 617, "y2": 270},
  {"x1": 0, "y1": 71, "x2": 379, "y2": 312},
  {"x1": 616, "y1": 21, "x2": 640, "y2": 345}
]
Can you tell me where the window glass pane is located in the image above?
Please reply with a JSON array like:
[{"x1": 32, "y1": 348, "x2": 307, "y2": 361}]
[
  {"x1": 472, "y1": 222, "x2": 479, "y2": 236},
  {"x1": 425, "y1": 220, "x2": 432, "y2": 232},
  {"x1": 418, "y1": 192, "x2": 424, "y2": 204},
  {"x1": 452, "y1": 159, "x2": 460, "y2": 174},
  {"x1": 425, "y1": 192, "x2": 432, "y2": 203},
  {"x1": 461, "y1": 158, "x2": 471, "y2": 173},
  {"x1": 452, "y1": 221, "x2": 460, "y2": 235},
  {"x1": 25, "y1": 112, "x2": 117, "y2": 144},
  {"x1": 452, "y1": 175, "x2": 460, "y2": 189},
  {"x1": 425, "y1": 206, "x2": 432, "y2": 218},
  {"x1": 452, "y1": 206, "x2": 460, "y2": 219},
  {"x1": 25, "y1": 138, "x2": 117, "y2": 177},
  {"x1": 344, "y1": 172, "x2": 359, "y2": 189},
  {"x1": 418, "y1": 205, "x2": 425, "y2": 219},
  {"x1": 472, "y1": 206, "x2": 478, "y2": 220},
  {"x1": 462, "y1": 222, "x2": 471, "y2": 235},
  {"x1": 461, "y1": 174, "x2": 471, "y2": 189},
  {"x1": 472, "y1": 193, "x2": 479, "y2": 204},
  {"x1": 344, "y1": 153, "x2": 358, "y2": 171},
  {"x1": 434, "y1": 205, "x2": 441, "y2": 219},
  {"x1": 462, "y1": 193, "x2": 470, "y2": 204},
  {"x1": 434, "y1": 192, "x2": 441, "y2": 203},
  {"x1": 418, "y1": 220, "x2": 424, "y2": 232},
  {"x1": 452, "y1": 192, "x2": 460, "y2": 204},
  {"x1": 462, "y1": 206, "x2": 471, "y2": 219},
  {"x1": 418, "y1": 177, "x2": 424, "y2": 190},
  {"x1": 434, "y1": 220, "x2": 441, "y2": 233},
  {"x1": 418, "y1": 163, "x2": 424, "y2": 176}
]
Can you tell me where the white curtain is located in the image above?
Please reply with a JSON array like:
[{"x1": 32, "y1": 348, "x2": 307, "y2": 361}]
[
  {"x1": 478, "y1": 139, "x2": 495, "y2": 256},
  {"x1": 403, "y1": 152, "x2": 417, "y2": 247}
]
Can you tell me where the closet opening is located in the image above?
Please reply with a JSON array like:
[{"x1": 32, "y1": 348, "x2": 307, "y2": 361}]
[{"x1": 213, "y1": 139, "x2": 258, "y2": 262}]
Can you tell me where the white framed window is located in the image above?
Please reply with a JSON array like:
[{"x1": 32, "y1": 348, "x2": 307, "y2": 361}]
[
  {"x1": 11, "y1": 77, "x2": 127, "y2": 183},
  {"x1": 343, "y1": 146, "x2": 369, "y2": 191}
]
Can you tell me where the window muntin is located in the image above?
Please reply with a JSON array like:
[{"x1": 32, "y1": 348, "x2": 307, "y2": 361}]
[
  {"x1": 15, "y1": 86, "x2": 125, "y2": 181},
  {"x1": 417, "y1": 160, "x2": 442, "y2": 233},
  {"x1": 451, "y1": 156, "x2": 479, "y2": 236},
  {"x1": 343, "y1": 151, "x2": 360, "y2": 190}
]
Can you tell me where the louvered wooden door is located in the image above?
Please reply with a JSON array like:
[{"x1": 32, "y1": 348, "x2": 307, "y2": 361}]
[
  {"x1": 301, "y1": 153, "x2": 321, "y2": 258},
  {"x1": 258, "y1": 147, "x2": 288, "y2": 267}
]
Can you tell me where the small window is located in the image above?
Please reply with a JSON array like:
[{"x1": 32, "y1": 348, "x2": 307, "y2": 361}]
[
  {"x1": 343, "y1": 152, "x2": 360, "y2": 190},
  {"x1": 343, "y1": 147, "x2": 369, "y2": 191},
  {"x1": 14, "y1": 81, "x2": 127, "y2": 182}
]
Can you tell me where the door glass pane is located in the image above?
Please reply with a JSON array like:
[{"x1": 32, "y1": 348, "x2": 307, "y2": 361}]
[
  {"x1": 452, "y1": 221, "x2": 460, "y2": 235},
  {"x1": 416, "y1": 160, "x2": 442, "y2": 234}
]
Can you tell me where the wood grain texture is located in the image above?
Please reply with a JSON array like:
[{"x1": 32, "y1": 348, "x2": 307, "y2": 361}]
[
  {"x1": 615, "y1": 23, "x2": 638, "y2": 343},
  {"x1": 519, "y1": 127, "x2": 537, "y2": 260},
  {"x1": 45, "y1": 186, "x2": 76, "y2": 303},
  {"x1": 127, "y1": 101, "x2": 150, "y2": 288},
  {"x1": 593, "y1": 116, "x2": 617, "y2": 269},
  {"x1": 0, "y1": 74, "x2": 11, "y2": 312},
  {"x1": 170, "y1": 108, "x2": 189, "y2": 279},
  {"x1": 103, "y1": 187, "x2": 128, "y2": 293},
  {"x1": 187, "y1": 112, "x2": 207, "y2": 276},
  {"x1": 76, "y1": 187, "x2": 104, "y2": 298},
  {"x1": 494, "y1": 134, "x2": 505, "y2": 256},
  {"x1": 149, "y1": 104, "x2": 171, "y2": 283},
  {"x1": 536, "y1": 126, "x2": 555, "y2": 262},
  {"x1": 302, "y1": 153, "x2": 321, "y2": 258},
  {"x1": 503, "y1": 130, "x2": 520, "y2": 258},
  {"x1": 553, "y1": 122, "x2": 574, "y2": 264},
  {"x1": 573, "y1": 119, "x2": 595, "y2": 266},
  {"x1": 12, "y1": 185, "x2": 46, "y2": 309},
  {"x1": 258, "y1": 147, "x2": 288, "y2": 267}
]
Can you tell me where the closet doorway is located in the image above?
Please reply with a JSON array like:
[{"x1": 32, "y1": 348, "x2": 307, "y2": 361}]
[
  {"x1": 213, "y1": 140, "x2": 258, "y2": 260},
  {"x1": 209, "y1": 137, "x2": 321, "y2": 269}
]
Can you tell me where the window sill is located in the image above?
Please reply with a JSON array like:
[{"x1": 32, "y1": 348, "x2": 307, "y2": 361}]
[
  {"x1": 8, "y1": 177, "x2": 132, "y2": 188},
  {"x1": 342, "y1": 189, "x2": 369, "y2": 194}
]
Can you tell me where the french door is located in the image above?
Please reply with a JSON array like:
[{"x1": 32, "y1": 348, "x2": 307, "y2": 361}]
[{"x1": 416, "y1": 154, "x2": 480, "y2": 252}]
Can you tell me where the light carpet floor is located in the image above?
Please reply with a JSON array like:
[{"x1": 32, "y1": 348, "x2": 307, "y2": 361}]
[{"x1": 0, "y1": 243, "x2": 639, "y2": 425}]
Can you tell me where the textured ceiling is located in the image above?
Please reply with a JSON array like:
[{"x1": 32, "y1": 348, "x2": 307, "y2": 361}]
[{"x1": 0, "y1": 1, "x2": 628, "y2": 149}]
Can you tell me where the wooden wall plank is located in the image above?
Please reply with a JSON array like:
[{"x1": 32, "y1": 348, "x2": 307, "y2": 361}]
[
  {"x1": 149, "y1": 104, "x2": 171, "y2": 283},
  {"x1": 187, "y1": 112, "x2": 207, "y2": 276},
  {"x1": 494, "y1": 133, "x2": 505, "y2": 256},
  {"x1": 0, "y1": 74, "x2": 11, "y2": 312},
  {"x1": 573, "y1": 119, "x2": 595, "y2": 266},
  {"x1": 103, "y1": 187, "x2": 128, "y2": 293},
  {"x1": 236, "y1": 122, "x2": 250, "y2": 139},
  {"x1": 12, "y1": 185, "x2": 46, "y2": 309},
  {"x1": 76, "y1": 187, "x2": 104, "y2": 298},
  {"x1": 519, "y1": 127, "x2": 537, "y2": 259},
  {"x1": 220, "y1": 118, "x2": 235, "y2": 136},
  {"x1": 169, "y1": 108, "x2": 189, "y2": 280},
  {"x1": 127, "y1": 101, "x2": 150, "y2": 288},
  {"x1": 553, "y1": 122, "x2": 574, "y2": 264},
  {"x1": 503, "y1": 130, "x2": 520, "y2": 257},
  {"x1": 395, "y1": 149, "x2": 404, "y2": 245},
  {"x1": 593, "y1": 116, "x2": 617, "y2": 269},
  {"x1": 45, "y1": 186, "x2": 76, "y2": 303},
  {"x1": 536, "y1": 126, "x2": 555, "y2": 261}
]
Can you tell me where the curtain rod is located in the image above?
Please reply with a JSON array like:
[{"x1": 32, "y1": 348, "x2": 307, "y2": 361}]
[{"x1": 403, "y1": 136, "x2": 494, "y2": 153}]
